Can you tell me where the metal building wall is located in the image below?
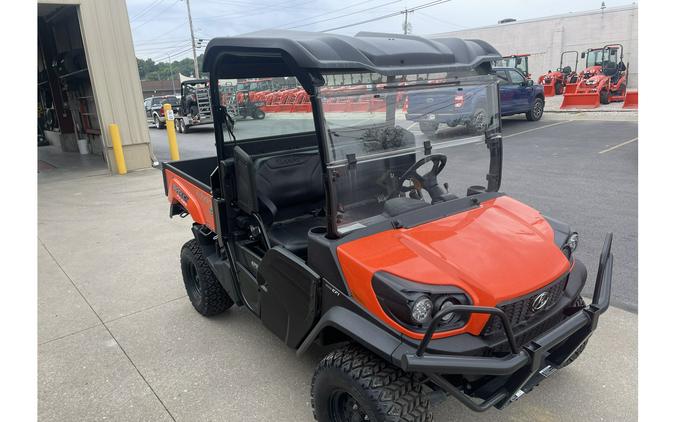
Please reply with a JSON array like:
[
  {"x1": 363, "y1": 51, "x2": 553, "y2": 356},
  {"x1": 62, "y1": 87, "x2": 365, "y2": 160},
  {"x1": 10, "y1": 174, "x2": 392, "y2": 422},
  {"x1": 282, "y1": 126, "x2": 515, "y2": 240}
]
[
  {"x1": 431, "y1": 4, "x2": 638, "y2": 88},
  {"x1": 40, "y1": 0, "x2": 153, "y2": 171}
]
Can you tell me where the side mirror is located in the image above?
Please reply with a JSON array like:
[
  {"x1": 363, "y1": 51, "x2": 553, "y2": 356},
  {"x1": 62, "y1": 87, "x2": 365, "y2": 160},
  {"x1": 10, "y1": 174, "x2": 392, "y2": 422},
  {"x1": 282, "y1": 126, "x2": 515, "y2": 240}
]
[
  {"x1": 581, "y1": 52, "x2": 586, "y2": 59},
  {"x1": 527, "y1": 79, "x2": 534, "y2": 87}
]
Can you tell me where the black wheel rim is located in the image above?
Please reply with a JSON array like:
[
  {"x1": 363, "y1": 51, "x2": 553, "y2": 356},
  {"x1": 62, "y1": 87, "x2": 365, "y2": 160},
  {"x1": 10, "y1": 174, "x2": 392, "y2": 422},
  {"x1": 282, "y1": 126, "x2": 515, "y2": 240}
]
[
  {"x1": 328, "y1": 390, "x2": 370, "y2": 422},
  {"x1": 186, "y1": 262, "x2": 202, "y2": 298},
  {"x1": 533, "y1": 100, "x2": 543, "y2": 118}
]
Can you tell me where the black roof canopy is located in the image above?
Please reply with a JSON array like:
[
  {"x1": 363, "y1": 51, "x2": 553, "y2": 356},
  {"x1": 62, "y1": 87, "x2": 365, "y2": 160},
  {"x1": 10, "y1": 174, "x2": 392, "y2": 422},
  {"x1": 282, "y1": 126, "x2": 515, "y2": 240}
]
[{"x1": 203, "y1": 30, "x2": 501, "y2": 81}]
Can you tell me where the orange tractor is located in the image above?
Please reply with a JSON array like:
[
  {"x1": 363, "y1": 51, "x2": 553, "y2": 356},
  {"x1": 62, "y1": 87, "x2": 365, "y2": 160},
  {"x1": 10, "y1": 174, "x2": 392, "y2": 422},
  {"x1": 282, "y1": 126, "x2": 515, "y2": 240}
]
[
  {"x1": 494, "y1": 54, "x2": 530, "y2": 78},
  {"x1": 561, "y1": 44, "x2": 628, "y2": 109},
  {"x1": 538, "y1": 51, "x2": 579, "y2": 97}
]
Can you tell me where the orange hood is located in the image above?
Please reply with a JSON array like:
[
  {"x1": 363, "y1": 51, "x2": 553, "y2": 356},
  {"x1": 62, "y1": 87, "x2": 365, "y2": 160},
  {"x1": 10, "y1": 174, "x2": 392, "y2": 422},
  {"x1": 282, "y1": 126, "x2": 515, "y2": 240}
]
[{"x1": 336, "y1": 195, "x2": 571, "y2": 338}]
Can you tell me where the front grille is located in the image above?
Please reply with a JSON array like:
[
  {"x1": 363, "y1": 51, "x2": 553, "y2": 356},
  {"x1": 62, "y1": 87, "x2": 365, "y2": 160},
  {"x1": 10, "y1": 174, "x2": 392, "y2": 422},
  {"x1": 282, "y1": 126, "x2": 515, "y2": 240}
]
[
  {"x1": 486, "y1": 311, "x2": 567, "y2": 356},
  {"x1": 482, "y1": 274, "x2": 568, "y2": 337}
]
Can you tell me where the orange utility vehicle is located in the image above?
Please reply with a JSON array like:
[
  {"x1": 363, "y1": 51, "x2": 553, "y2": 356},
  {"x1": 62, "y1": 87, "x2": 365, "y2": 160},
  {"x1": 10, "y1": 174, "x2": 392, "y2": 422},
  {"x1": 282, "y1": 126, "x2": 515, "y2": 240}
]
[
  {"x1": 162, "y1": 31, "x2": 613, "y2": 422},
  {"x1": 538, "y1": 50, "x2": 579, "y2": 96},
  {"x1": 561, "y1": 44, "x2": 627, "y2": 109}
]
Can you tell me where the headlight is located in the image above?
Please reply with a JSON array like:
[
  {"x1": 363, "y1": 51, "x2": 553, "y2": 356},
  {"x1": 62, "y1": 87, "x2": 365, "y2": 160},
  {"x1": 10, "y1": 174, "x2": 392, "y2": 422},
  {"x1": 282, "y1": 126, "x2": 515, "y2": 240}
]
[
  {"x1": 411, "y1": 296, "x2": 433, "y2": 324},
  {"x1": 372, "y1": 272, "x2": 471, "y2": 332},
  {"x1": 585, "y1": 80, "x2": 595, "y2": 85},
  {"x1": 562, "y1": 232, "x2": 579, "y2": 260}
]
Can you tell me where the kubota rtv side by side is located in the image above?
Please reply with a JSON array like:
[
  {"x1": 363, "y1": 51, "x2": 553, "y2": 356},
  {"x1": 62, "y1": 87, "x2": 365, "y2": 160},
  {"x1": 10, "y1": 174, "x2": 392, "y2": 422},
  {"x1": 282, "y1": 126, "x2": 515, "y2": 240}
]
[{"x1": 161, "y1": 31, "x2": 613, "y2": 422}]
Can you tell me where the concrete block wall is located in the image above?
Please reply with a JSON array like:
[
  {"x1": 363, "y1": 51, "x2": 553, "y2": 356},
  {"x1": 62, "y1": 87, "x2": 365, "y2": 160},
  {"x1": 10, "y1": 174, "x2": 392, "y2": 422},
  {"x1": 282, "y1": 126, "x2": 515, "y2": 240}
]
[{"x1": 431, "y1": 4, "x2": 638, "y2": 88}]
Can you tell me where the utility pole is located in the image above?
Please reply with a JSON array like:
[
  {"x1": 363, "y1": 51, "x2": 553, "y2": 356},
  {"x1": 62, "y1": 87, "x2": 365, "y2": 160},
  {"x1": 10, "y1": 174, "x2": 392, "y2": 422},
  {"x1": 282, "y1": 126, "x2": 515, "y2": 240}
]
[
  {"x1": 184, "y1": 0, "x2": 200, "y2": 78},
  {"x1": 168, "y1": 53, "x2": 176, "y2": 96},
  {"x1": 402, "y1": 8, "x2": 413, "y2": 35}
]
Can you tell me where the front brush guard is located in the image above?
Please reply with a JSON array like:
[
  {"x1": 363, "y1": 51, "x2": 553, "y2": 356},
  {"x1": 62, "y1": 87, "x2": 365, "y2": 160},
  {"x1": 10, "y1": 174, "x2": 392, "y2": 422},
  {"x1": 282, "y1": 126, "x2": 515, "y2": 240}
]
[{"x1": 400, "y1": 233, "x2": 614, "y2": 411}]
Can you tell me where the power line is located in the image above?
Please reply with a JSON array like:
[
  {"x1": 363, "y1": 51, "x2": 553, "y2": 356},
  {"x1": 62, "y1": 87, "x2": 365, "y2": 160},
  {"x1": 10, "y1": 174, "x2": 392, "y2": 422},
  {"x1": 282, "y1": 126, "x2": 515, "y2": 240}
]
[
  {"x1": 130, "y1": 0, "x2": 165, "y2": 22},
  {"x1": 276, "y1": 0, "x2": 382, "y2": 28},
  {"x1": 286, "y1": 0, "x2": 403, "y2": 30},
  {"x1": 320, "y1": 0, "x2": 452, "y2": 32},
  {"x1": 416, "y1": 11, "x2": 466, "y2": 29}
]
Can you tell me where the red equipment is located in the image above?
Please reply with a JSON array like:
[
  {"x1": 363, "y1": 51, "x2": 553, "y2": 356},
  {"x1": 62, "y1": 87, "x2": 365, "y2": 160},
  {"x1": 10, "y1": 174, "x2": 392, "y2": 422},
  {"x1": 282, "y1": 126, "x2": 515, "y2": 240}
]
[
  {"x1": 495, "y1": 54, "x2": 530, "y2": 78},
  {"x1": 538, "y1": 51, "x2": 579, "y2": 97},
  {"x1": 561, "y1": 44, "x2": 628, "y2": 109},
  {"x1": 622, "y1": 90, "x2": 638, "y2": 109}
]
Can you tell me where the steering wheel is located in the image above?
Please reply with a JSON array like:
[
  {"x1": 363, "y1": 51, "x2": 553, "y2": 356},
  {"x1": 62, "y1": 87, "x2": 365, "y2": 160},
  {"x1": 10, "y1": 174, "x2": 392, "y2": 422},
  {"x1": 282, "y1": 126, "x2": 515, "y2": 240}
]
[{"x1": 395, "y1": 154, "x2": 447, "y2": 201}]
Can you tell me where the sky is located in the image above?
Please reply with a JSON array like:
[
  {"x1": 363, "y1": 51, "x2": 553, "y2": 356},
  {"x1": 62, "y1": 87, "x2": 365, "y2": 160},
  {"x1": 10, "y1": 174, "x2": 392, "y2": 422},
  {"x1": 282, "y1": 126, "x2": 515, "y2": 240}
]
[{"x1": 128, "y1": 0, "x2": 638, "y2": 62}]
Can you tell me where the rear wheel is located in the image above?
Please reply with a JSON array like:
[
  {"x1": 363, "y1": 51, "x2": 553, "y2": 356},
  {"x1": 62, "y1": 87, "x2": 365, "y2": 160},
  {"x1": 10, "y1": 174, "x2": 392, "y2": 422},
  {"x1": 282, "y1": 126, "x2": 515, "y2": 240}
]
[
  {"x1": 600, "y1": 89, "x2": 610, "y2": 105},
  {"x1": 253, "y1": 109, "x2": 265, "y2": 120},
  {"x1": 154, "y1": 115, "x2": 164, "y2": 129},
  {"x1": 418, "y1": 121, "x2": 439, "y2": 137},
  {"x1": 180, "y1": 239, "x2": 233, "y2": 316},
  {"x1": 311, "y1": 344, "x2": 432, "y2": 422},
  {"x1": 554, "y1": 81, "x2": 564, "y2": 95},
  {"x1": 526, "y1": 97, "x2": 544, "y2": 121},
  {"x1": 467, "y1": 107, "x2": 488, "y2": 132},
  {"x1": 560, "y1": 296, "x2": 588, "y2": 368}
]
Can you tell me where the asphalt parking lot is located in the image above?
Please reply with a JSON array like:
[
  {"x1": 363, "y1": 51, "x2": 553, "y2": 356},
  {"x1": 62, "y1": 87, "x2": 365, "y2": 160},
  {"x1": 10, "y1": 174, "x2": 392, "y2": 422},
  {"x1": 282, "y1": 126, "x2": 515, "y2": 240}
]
[{"x1": 37, "y1": 113, "x2": 637, "y2": 421}]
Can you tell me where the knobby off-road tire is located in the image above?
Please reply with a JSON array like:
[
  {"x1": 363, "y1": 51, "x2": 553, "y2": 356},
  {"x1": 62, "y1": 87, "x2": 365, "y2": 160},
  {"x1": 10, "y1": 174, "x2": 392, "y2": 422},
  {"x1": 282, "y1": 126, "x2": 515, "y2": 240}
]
[
  {"x1": 526, "y1": 97, "x2": 544, "y2": 121},
  {"x1": 560, "y1": 296, "x2": 588, "y2": 368},
  {"x1": 600, "y1": 89, "x2": 610, "y2": 105},
  {"x1": 554, "y1": 81, "x2": 564, "y2": 95},
  {"x1": 311, "y1": 344, "x2": 432, "y2": 422},
  {"x1": 419, "y1": 121, "x2": 438, "y2": 137},
  {"x1": 180, "y1": 239, "x2": 233, "y2": 316}
]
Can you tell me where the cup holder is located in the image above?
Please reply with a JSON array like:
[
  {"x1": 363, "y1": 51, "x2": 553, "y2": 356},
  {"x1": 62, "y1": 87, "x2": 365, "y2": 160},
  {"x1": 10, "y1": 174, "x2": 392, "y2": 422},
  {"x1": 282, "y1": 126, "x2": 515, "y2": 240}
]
[{"x1": 310, "y1": 226, "x2": 327, "y2": 235}]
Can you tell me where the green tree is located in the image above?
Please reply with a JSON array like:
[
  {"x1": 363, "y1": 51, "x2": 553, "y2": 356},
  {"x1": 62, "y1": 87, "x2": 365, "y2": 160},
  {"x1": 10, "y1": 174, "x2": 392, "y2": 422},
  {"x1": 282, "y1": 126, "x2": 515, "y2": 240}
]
[{"x1": 137, "y1": 54, "x2": 205, "y2": 80}]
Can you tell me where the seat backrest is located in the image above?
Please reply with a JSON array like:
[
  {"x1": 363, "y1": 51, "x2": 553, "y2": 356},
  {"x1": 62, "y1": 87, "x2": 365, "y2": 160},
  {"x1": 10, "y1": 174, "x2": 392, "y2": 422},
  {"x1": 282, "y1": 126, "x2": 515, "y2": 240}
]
[
  {"x1": 602, "y1": 61, "x2": 617, "y2": 76},
  {"x1": 255, "y1": 153, "x2": 324, "y2": 222}
]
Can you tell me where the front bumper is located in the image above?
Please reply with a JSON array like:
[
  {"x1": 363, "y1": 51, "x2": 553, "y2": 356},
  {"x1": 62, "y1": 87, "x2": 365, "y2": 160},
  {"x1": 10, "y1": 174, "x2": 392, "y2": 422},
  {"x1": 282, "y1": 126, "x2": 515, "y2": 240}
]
[{"x1": 399, "y1": 233, "x2": 614, "y2": 411}]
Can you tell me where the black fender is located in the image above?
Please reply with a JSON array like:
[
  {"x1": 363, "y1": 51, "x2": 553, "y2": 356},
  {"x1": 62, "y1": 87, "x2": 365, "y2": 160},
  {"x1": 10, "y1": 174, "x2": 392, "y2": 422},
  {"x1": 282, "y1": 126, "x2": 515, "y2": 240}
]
[{"x1": 296, "y1": 306, "x2": 403, "y2": 363}]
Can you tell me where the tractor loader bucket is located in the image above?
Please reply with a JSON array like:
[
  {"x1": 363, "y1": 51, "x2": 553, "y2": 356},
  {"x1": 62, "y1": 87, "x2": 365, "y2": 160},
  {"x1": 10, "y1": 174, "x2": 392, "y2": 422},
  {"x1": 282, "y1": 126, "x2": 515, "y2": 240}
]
[
  {"x1": 560, "y1": 92, "x2": 600, "y2": 109},
  {"x1": 543, "y1": 84, "x2": 556, "y2": 97},
  {"x1": 564, "y1": 84, "x2": 577, "y2": 94},
  {"x1": 622, "y1": 90, "x2": 638, "y2": 109}
]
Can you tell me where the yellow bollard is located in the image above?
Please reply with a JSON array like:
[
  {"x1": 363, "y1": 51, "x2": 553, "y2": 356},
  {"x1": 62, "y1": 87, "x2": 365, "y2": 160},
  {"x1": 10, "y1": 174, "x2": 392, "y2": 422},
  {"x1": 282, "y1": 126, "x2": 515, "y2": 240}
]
[
  {"x1": 164, "y1": 103, "x2": 180, "y2": 161},
  {"x1": 109, "y1": 123, "x2": 127, "y2": 175}
]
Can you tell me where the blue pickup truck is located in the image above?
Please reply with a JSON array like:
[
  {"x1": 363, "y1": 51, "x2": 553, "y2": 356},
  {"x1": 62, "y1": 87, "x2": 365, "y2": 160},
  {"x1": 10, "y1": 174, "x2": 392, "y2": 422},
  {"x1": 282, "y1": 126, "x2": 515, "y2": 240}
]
[{"x1": 407, "y1": 67, "x2": 545, "y2": 136}]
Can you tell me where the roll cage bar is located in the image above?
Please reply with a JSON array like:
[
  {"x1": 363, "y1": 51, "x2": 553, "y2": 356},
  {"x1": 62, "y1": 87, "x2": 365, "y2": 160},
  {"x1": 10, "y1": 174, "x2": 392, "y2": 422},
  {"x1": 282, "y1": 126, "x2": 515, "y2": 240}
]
[
  {"x1": 203, "y1": 31, "x2": 504, "y2": 239},
  {"x1": 559, "y1": 50, "x2": 579, "y2": 73}
]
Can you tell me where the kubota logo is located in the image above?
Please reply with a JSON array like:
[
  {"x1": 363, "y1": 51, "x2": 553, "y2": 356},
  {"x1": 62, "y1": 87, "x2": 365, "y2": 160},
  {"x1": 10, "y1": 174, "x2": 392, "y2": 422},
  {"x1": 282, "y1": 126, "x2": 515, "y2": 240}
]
[{"x1": 530, "y1": 292, "x2": 550, "y2": 312}]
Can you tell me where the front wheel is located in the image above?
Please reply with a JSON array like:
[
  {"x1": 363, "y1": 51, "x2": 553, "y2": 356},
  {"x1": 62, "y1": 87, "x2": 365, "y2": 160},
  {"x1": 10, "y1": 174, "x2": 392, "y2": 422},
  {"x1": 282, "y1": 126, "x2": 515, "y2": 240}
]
[
  {"x1": 526, "y1": 97, "x2": 544, "y2": 121},
  {"x1": 180, "y1": 239, "x2": 233, "y2": 316},
  {"x1": 311, "y1": 344, "x2": 432, "y2": 422},
  {"x1": 554, "y1": 81, "x2": 564, "y2": 95},
  {"x1": 600, "y1": 89, "x2": 610, "y2": 105}
]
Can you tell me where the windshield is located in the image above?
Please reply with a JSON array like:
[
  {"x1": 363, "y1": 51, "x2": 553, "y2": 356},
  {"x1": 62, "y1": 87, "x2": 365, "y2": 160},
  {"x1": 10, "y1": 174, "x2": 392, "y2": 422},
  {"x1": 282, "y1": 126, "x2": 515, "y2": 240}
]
[
  {"x1": 494, "y1": 56, "x2": 527, "y2": 75},
  {"x1": 586, "y1": 48, "x2": 618, "y2": 67},
  {"x1": 319, "y1": 73, "x2": 499, "y2": 234}
]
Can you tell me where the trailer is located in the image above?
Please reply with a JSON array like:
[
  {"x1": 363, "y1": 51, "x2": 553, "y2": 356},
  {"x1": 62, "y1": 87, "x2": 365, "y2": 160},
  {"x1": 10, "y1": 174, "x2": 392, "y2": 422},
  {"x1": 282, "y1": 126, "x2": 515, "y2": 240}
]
[{"x1": 175, "y1": 79, "x2": 214, "y2": 133}]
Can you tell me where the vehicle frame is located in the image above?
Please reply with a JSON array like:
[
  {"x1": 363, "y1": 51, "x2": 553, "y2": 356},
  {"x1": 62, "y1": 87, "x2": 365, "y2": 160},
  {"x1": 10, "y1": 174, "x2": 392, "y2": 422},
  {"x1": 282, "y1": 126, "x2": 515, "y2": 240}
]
[{"x1": 161, "y1": 30, "x2": 613, "y2": 421}]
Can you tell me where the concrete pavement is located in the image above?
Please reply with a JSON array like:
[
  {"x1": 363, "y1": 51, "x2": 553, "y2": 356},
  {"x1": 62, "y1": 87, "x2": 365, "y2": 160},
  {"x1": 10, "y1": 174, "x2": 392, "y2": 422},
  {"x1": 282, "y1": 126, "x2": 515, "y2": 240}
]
[{"x1": 38, "y1": 164, "x2": 637, "y2": 421}]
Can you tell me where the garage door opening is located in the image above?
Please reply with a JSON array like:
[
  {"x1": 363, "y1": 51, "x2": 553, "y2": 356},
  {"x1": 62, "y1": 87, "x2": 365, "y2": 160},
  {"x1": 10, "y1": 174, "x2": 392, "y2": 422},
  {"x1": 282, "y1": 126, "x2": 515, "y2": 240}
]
[{"x1": 38, "y1": 4, "x2": 108, "y2": 176}]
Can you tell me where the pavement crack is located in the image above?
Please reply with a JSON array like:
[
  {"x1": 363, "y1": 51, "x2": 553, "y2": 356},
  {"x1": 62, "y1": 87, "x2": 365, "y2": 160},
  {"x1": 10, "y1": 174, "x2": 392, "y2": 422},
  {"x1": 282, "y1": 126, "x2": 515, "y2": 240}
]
[{"x1": 39, "y1": 239, "x2": 178, "y2": 422}]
